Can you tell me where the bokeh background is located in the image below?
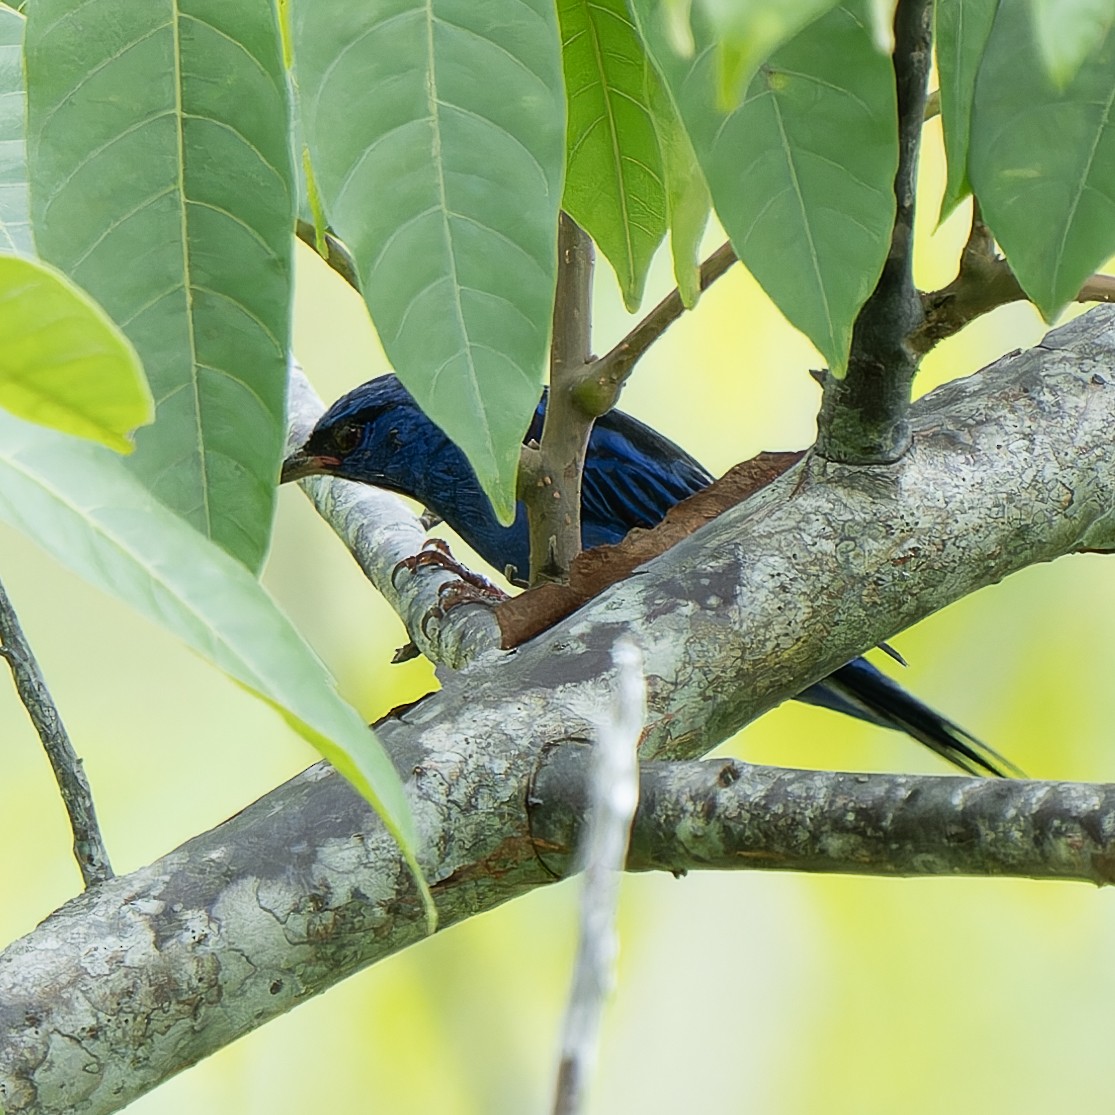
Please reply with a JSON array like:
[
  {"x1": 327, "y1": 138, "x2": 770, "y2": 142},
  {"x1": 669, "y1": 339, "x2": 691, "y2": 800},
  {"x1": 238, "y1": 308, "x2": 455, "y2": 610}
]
[{"x1": 3, "y1": 120, "x2": 1115, "y2": 1115}]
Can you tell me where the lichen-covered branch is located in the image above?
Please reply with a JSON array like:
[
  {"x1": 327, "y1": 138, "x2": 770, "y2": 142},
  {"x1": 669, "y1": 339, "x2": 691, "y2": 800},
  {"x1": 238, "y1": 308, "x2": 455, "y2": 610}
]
[
  {"x1": 533, "y1": 752, "x2": 1115, "y2": 884},
  {"x1": 4, "y1": 309, "x2": 1114, "y2": 1114}
]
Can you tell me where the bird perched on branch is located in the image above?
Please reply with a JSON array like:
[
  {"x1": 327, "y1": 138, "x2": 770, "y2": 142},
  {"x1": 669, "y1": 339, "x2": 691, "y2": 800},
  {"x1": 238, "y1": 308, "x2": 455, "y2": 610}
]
[{"x1": 283, "y1": 374, "x2": 1016, "y2": 778}]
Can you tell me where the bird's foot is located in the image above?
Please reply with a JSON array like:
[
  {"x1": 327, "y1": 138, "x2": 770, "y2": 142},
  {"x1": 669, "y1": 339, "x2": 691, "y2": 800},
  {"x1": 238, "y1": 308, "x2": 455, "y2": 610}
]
[{"x1": 390, "y1": 539, "x2": 510, "y2": 649}]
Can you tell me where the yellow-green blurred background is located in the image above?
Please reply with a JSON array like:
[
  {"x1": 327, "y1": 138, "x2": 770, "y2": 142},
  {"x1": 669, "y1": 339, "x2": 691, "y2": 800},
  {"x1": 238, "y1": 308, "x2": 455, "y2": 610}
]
[{"x1": 3, "y1": 121, "x2": 1115, "y2": 1115}]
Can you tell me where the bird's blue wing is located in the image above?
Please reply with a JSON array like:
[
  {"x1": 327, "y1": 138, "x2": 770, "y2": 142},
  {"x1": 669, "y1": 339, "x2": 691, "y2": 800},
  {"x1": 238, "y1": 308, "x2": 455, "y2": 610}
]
[{"x1": 580, "y1": 408, "x2": 714, "y2": 541}]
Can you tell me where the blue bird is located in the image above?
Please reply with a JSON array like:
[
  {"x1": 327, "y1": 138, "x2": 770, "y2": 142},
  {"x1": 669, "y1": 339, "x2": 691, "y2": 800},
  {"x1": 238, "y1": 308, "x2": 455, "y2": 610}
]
[{"x1": 283, "y1": 374, "x2": 1015, "y2": 777}]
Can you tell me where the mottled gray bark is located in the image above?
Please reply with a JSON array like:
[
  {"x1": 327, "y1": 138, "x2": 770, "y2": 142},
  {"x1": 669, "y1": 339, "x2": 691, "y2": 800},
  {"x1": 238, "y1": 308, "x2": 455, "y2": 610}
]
[{"x1": 3, "y1": 308, "x2": 1115, "y2": 1114}]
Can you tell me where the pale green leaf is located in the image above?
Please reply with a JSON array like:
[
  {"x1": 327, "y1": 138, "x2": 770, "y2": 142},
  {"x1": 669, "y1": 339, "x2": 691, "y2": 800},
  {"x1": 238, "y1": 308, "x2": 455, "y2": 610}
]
[
  {"x1": 0, "y1": 409, "x2": 429, "y2": 918},
  {"x1": 633, "y1": 1, "x2": 897, "y2": 374},
  {"x1": 291, "y1": 0, "x2": 565, "y2": 524},
  {"x1": 1029, "y1": 0, "x2": 1115, "y2": 88},
  {"x1": 0, "y1": 1, "x2": 30, "y2": 255},
  {"x1": 693, "y1": 0, "x2": 841, "y2": 109},
  {"x1": 648, "y1": 75, "x2": 710, "y2": 309},
  {"x1": 935, "y1": 0, "x2": 998, "y2": 222},
  {"x1": 24, "y1": 0, "x2": 295, "y2": 572},
  {"x1": 970, "y1": 4, "x2": 1115, "y2": 318},
  {"x1": 0, "y1": 255, "x2": 151, "y2": 451},
  {"x1": 559, "y1": 0, "x2": 666, "y2": 310}
]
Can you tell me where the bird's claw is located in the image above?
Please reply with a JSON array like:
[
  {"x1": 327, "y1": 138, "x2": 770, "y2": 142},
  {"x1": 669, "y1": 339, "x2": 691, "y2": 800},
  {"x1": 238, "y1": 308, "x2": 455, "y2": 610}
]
[{"x1": 390, "y1": 539, "x2": 509, "y2": 641}]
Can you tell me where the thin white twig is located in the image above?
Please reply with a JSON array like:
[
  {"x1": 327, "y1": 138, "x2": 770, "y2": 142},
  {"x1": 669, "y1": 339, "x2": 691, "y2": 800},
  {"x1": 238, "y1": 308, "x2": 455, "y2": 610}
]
[{"x1": 551, "y1": 639, "x2": 645, "y2": 1115}]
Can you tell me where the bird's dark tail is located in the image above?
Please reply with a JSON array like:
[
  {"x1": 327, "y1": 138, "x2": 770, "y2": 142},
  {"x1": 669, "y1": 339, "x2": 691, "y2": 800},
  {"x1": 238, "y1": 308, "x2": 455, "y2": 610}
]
[{"x1": 799, "y1": 658, "x2": 1023, "y2": 778}]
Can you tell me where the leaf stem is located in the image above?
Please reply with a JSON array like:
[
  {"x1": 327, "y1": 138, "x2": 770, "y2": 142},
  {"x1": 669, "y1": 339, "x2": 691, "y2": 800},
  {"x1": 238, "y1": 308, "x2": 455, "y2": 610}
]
[
  {"x1": 0, "y1": 573, "x2": 113, "y2": 888},
  {"x1": 524, "y1": 212, "x2": 596, "y2": 585}
]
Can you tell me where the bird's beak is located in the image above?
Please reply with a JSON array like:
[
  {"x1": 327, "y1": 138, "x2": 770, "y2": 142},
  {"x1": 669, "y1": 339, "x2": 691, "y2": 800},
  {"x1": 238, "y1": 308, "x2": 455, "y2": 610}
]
[{"x1": 280, "y1": 449, "x2": 340, "y2": 484}]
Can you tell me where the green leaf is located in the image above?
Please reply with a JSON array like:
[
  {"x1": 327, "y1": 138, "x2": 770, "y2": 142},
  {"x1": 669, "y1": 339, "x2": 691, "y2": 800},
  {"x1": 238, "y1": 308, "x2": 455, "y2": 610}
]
[
  {"x1": 969, "y1": 4, "x2": 1115, "y2": 319},
  {"x1": 0, "y1": 1, "x2": 31, "y2": 255},
  {"x1": 1029, "y1": 0, "x2": 1115, "y2": 89},
  {"x1": 935, "y1": 0, "x2": 998, "y2": 222},
  {"x1": 291, "y1": 0, "x2": 565, "y2": 525},
  {"x1": 559, "y1": 0, "x2": 666, "y2": 311},
  {"x1": 0, "y1": 255, "x2": 152, "y2": 451},
  {"x1": 648, "y1": 75, "x2": 710, "y2": 309},
  {"x1": 24, "y1": 0, "x2": 295, "y2": 573},
  {"x1": 633, "y1": 1, "x2": 897, "y2": 375},
  {"x1": 0, "y1": 409, "x2": 430, "y2": 921},
  {"x1": 692, "y1": 0, "x2": 841, "y2": 109}
]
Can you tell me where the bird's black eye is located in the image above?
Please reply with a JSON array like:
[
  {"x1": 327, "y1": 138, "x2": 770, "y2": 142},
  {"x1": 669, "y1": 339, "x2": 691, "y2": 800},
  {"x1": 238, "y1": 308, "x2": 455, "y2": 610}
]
[{"x1": 331, "y1": 422, "x2": 362, "y2": 455}]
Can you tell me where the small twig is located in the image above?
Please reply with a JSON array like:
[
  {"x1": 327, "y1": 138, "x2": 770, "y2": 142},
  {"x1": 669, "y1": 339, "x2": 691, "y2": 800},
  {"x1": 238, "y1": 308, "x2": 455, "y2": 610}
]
[
  {"x1": 0, "y1": 574, "x2": 112, "y2": 888},
  {"x1": 551, "y1": 639, "x2": 645, "y2": 1115},
  {"x1": 914, "y1": 203, "x2": 1115, "y2": 351},
  {"x1": 295, "y1": 219, "x2": 361, "y2": 293},
  {"x1": 524, "y1": 212, "x2": 596, "y2": 586},
  {"x1": 814, "y1": 0, "x2": 932, "y2": 463},
  {"x1": 582, "y1": 240, "x2": 737, "y2": 413}
]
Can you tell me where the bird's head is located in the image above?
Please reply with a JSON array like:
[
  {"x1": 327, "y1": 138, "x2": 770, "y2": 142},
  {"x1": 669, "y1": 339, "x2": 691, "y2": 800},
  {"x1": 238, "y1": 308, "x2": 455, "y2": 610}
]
[{"x1": 281, "y1": 375, "x2": 431, "y2": 494}]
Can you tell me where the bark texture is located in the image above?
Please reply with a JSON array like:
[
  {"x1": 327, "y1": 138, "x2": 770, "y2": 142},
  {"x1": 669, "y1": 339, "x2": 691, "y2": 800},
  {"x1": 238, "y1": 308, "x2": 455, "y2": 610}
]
[{"x1": 3, "y1": 308, "x2": 1115, "y2": 1114}]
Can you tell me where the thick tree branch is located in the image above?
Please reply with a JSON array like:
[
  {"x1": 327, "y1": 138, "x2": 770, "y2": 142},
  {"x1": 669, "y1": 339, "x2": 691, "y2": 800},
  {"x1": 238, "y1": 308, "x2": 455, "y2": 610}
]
[
  {"x1": 0, "y1": 575, "x2": 112, "y2": 888},
  {"x1": 5, "y1": 308, "x2": 1115, "y2": 1113},
  {"x1": 815, "y1": 0, "x2": 932, "y2": 462}
]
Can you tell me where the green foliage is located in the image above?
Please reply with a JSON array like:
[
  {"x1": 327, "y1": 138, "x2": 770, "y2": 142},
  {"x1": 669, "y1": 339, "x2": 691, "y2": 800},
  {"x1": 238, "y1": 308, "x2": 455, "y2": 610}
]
[
  {"x1": 1028, "y1": 0, "x2": 1115, "y2": 88},
  {"x1": 934, "y1": 0, "x2": 998, "y2": 222},
  {"x1": 636, "y1": 1, "x2": 897, "y2": 376},
  {"x1": 0, "y1": 255, "x2": 151, "y2": 451},
  {"x1": 24, "y1": 0, "x2": 294, "y2": 573},
  {"x1": 649, "y1": 79, "x2": 710, "y2": 309},
  {"x1": 290, "y1": 0, "x2": 566, "y2": 525},
  {"x1": 693, "y1": 0, "x2": 841, "y2": 109},
  {"x1": 0, "y1": 408, "x2": 422, "y2": 911},
  {"x1": 0, "y1": 3, "x2": 29, "y2": 256},
  {"x1": 969, "y1": 4, "x2": 1115, "y2": 318},
  {"x1": 559, "y1": 0, "x2": 666, "y2": 311},
  {"x1": 4, "y1": 0, "x2": 1115, "y2": 899}
]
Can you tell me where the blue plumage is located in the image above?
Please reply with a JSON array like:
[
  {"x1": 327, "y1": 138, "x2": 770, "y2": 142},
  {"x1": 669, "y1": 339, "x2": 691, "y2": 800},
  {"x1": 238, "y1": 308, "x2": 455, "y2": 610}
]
[{"x1": 283, "y1": 374, "x2": 1016, "y2": 777}]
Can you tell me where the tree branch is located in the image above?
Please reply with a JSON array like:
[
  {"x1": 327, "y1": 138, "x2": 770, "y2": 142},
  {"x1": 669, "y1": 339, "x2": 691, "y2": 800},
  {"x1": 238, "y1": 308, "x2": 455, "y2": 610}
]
[
  {"x1": 0, "y1": 575, "x2": 112, "y2": 888},
  {"x1": 815, "y1": 0, "x2": 933, "y2": 462},
  {"x1": 285, "y1": 364, "x2": 502, "y2": 669},
  {"x1": 914, "y1": 203, "x2": 1115, "y2": 352},
  {"x1": 551, "y1": 640, "x2": 643, "y2": 1115},
  {"x1": 524, "y1": 212, "x2": 597, "y2": 585},
  {"x1": 12, "y1": 308, "x2": 1113, "y2": 1113},
  {"x1": 583, "y1": 240, "x2": 738, "y2": 410}
]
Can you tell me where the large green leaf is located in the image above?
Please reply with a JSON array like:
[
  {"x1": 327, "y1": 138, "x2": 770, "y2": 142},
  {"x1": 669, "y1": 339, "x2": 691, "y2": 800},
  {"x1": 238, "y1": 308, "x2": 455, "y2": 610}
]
[
  {"x1": 24, "y1": 0, "x2": 295, "y2": 573},
  {"x1": 935, "y1": 0, "x2": 998, "y2": 223},
  {"x1": 691, "y1": 0, "x2": 841, "y2": 108},
  {"x1": 291, "y1": 0, "x2": 565, "y2": 525},
  {"x1": 634, "y1": 1, "x2": 897, "y2": 375},
  {"x1": 0, "y1": 2, "x2": 30, "y2": 255},
  {"x1": 559, "y1": 0, "x2": 666, "y2": 311},
  {"x1": 1029, "y1": 0, "x2": 1115, "y2": 89},
  {"x1": 970, "y1": 4, "x2": 1115, "y2": 318},
  {"x1": 0, "y1": 255, "x2": 152, "y2": 451},
  {"x1": 0, "y1": 408, "x2": 425, "y2": 909},
  {"x1": 648, "y1": 73, "x2": 710, "y2": 309}
]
